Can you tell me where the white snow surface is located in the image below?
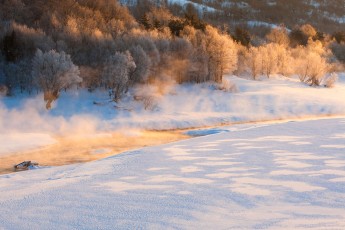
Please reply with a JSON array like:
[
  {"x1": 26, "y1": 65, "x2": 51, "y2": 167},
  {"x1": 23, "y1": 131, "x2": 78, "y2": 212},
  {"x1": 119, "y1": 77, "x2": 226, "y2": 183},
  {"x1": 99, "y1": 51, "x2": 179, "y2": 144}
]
[
  {"x1": 168, "y1": 0, "x2": 218, "y2": 13},
  {"x1": 0, "y1": 118, "x2": 345, "y2": 229},
  {"x1": 120, "y1": 0, "x2": 217, "y2": 13},
  {"x1": 247, "y1": 20, "x2": 280, "y2": 29}
]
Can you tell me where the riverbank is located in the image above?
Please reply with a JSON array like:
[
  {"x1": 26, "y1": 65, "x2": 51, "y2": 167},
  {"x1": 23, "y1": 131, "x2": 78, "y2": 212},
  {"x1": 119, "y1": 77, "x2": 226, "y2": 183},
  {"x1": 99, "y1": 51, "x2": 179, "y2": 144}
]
[{"x1": 0, "y1": 130, "x2": 189, "y2": 175}]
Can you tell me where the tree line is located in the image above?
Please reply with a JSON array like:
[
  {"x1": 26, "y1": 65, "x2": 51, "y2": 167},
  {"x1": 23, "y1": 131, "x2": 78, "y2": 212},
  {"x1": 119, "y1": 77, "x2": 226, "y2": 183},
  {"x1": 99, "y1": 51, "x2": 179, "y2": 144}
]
[{"x1": 0, "y1": 0, "x2": 344, "y2": 109}]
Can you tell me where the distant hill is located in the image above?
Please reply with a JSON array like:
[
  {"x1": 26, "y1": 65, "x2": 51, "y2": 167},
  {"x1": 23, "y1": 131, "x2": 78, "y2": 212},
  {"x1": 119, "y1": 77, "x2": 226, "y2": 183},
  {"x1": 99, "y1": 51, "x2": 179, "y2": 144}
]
[{"x1": 122, "y1": 0, "x2": 345, "y2": 34}]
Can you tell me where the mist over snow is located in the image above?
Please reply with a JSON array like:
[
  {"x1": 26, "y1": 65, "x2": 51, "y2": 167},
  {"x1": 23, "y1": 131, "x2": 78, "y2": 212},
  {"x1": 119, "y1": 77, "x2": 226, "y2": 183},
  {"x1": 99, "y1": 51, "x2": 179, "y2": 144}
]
[
  {"x1": 0, "y1": 92, "x2": 99, "y2": 134},
  {"x1": 1, "y1": 74, "x2": 345, "y2": 142},
  {"x1": 0, "y1": 133, "x2": 56, "y2": 156}
]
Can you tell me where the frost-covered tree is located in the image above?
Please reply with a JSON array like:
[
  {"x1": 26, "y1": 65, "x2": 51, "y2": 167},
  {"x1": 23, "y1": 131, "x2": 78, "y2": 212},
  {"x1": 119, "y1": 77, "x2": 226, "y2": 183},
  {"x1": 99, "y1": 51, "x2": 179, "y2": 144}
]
[
  {"x1": 300, "y1": 24, "x2": 317, "y2": 39},
  {"x1": 259, "y1": 44, "x2": 279, "y2": 78},
  {"x1": 275, "y1": 44, "x2": 292, "y2": 76},
  {"x1": 32, "y1": 49, "x2": 81, "y2": 109},
  {"x1": 205, "y1": 26, "x2": 238, "y2": 83},
  {"x1": 290, "y1": 24, "x2": 318, "y2": 47},
  {"x1": 124, "y1": 35, "x2": 160, "y2": 67},
  {"x1": 129, "y1": 45, "x2": 151, "y2": 85},
  {"x1": 244, "y1": 43, "x2": 294, "y2": 79},
  {"x1": 293, "y1": 47, "x2": 329, "y2": 86},
  {"x1": 323, "y1": 73, "x2": 338, "y2": 88},
  {"x1": 306, "y1": 39, "x2": 327, "y2": 56},
  {"x1": 102, "y1": 51, "x2": 136, "y2": 101},
  {"x1": 107, "y1": 19, "x2": 126, "y2": 38},
  {"x1": 163, "y1": 37, "x2": 193, "y2": 83},
  {"x1": 266, "y1": 26, "x2": 289, "y2": 47},
  {"x1": 179, "y1": 26, "x2": 210, "y2": 82},
  {"x1": 142, "y1": 7, "x2": 173, "y2": 30},
  {"x1": 244, "y1": 46, "x2": 261, "y2": 80}
]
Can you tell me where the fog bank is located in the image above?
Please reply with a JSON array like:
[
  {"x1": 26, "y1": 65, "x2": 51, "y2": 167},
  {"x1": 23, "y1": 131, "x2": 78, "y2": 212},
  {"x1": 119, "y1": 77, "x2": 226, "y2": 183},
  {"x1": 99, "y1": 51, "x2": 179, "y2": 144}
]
[{"x1": 1, "y1": 74, "x2": 345, "y2": 154}]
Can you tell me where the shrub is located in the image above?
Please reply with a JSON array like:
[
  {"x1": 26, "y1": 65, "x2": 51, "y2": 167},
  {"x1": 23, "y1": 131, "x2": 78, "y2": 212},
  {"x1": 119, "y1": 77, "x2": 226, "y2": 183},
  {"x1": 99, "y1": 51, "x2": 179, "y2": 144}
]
[{"x1": 323, "y1": 73, "x2": 338, "y2": 88}]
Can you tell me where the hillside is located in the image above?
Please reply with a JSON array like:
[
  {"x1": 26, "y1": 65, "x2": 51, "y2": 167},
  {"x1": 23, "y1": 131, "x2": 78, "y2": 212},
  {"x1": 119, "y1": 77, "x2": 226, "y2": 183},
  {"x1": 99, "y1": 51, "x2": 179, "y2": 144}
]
[
  {"x1": 154, "y1": 0, "x2": 345, "y2": 34},
  {"x1": 120, "y1": 0, "x2": 345, "y2": 33}
]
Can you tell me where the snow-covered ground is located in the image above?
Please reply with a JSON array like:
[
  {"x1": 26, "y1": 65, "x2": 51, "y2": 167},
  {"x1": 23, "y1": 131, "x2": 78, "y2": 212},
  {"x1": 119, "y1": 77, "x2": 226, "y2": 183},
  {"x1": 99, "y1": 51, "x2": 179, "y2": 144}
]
[
  {"x1": 120, "y1": 0, "x2": 218, "y2": 13},
  {"x1": 0, "y1": 117, "x2": 345, "y2": 229},
  {"x1": 1, "y1": 74, "x2": 345, "y2": 155},
  {"x1": 247, "y1": 20, "x2": 281, "y2": 29},
  {"x1": 168, "y1": 0, "x2": 218, "y2": 13}
]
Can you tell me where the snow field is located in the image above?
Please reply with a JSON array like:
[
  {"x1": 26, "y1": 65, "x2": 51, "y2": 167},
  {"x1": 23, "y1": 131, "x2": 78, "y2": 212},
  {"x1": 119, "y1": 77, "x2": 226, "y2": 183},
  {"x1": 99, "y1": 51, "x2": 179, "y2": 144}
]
[{"x1": 0, "y1": 118, "x2": 345, "y2": 228}]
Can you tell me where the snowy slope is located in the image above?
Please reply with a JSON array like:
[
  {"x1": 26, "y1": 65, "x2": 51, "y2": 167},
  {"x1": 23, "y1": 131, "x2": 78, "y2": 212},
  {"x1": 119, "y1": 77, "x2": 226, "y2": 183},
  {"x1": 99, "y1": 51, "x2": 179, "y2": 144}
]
[
  {"x1": 168, "y1": 0, "x2": 217, "y2": 13},
  {"x1": 0, "y1": 118, "x2": 345, "y2": 229},
  {"x1": 120, "y1": 0, "x2": 218, "y2": 12}
]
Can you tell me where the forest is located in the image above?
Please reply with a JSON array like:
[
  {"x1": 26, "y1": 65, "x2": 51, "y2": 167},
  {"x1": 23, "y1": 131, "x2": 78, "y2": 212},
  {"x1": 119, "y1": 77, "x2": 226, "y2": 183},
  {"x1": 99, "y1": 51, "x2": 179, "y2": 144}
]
[
  {"x1": 0, "y1": 0, "x2": 344, "y2": 109},
  {"x1": 184, "y1": 0, "x2": 345, "y2": 33}
]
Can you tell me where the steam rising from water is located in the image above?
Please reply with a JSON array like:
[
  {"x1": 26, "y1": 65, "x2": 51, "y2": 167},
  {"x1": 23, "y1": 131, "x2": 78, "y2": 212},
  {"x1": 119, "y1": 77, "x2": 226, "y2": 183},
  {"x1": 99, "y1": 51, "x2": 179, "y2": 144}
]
[
  {"x1": 1, "y1": 74, "x2": 345, "y2": 136},
  {"x1": 0, "y1": 94, "x2": 100, "y2": 134}
]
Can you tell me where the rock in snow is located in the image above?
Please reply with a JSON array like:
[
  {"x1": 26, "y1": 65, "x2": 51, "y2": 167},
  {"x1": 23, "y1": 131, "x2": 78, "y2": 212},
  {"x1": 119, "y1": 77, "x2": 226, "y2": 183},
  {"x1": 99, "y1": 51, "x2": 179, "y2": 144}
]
[{"x1": 13, "y1": 161, "x2": 39, "y2": 171}]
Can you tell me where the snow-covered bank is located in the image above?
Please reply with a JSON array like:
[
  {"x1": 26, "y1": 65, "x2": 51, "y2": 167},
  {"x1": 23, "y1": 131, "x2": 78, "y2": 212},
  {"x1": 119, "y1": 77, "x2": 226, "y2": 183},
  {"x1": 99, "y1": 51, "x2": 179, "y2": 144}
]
[
  {"x1": 1, "y1": 74, "x2": 345, "y2": 154},
  {"x1": 0, "y1": 118, "x2": 345, "y2": 229}
]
